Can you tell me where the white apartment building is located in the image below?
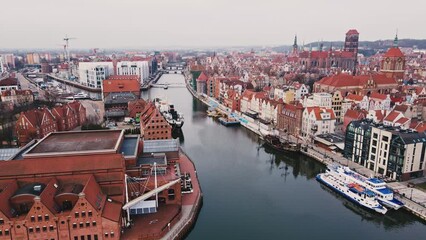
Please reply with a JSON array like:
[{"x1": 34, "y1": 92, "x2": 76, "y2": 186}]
[
  {"x1": 368, "y1": 127, "x2": 392, "y2": 175},
  {"x1": 78, "y1": 62, "x2": 114, "y2": 89},
  {"x1": 368, "y1": 126, "x2": 426, "y2": 180},
  {"x1": 302, "y1": 107, "x2": 336, "y2": 139},
  {"x1": 117, "y1": 61, "x2": 149, "y2": 82},
  {"x1": 304, "y1": 92, "x2": 332, "y2": 108},
  {"x1": 294, "y1": 83, "x2": 309, "y2": 100}
]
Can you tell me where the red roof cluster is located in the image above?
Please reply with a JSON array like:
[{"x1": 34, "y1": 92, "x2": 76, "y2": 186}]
[
  {"x1": 346, "y1": 29, "x2": 359, "y2": 35},
  {"x1": 384, "y1": 47, "x2": 404, "y2": 58},
  {"x1": 316, "y1": 73, "x2": 397, "y2": 88}
]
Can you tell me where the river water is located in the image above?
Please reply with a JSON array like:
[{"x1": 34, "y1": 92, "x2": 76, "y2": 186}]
[{"x1": 142, "y1": 74, "x2": 425, "y2": 240}]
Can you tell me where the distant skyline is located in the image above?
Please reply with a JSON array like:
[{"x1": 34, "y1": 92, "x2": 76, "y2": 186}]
[{"x1": 0, "y1": 0, "x2": 425, "y2": 49}]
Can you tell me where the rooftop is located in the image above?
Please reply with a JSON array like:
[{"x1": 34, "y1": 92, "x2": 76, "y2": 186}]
[
  {"x1": 143, "y1": 139, "x2": 179, "y2": 153},
  {"x1": 0, "y1": 148, "x2": 20, "y2": 160},
  {"x1": 24, "y1": 130, "x2": 123, "y2": 157},
  {"x1": 120, "y1": 135, "x2": 139, "y2": 157}
]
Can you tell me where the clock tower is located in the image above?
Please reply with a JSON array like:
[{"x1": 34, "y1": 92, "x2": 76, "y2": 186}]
[{"x1": 380, "y1": 34, "x2": 405, "y2": 81}]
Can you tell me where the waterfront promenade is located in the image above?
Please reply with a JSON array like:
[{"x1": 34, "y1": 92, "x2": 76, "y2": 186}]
[
  {"x1": 47, "y1": 74, "x2": 101, "y2": 92},
  {"x1": 185, "y1": 76, "x2": 426, "y2": 223}
]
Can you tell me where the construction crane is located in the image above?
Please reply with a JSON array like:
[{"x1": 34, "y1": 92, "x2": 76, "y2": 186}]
[{"x1": 63, "y1": 34, "x2": 76, "y2": 64}]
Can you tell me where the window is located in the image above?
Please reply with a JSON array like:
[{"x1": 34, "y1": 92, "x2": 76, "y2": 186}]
[
  {"x1": 86, "y1": 222, "x2": 90, "y2": 227},
  {"x1": 92, "y1": 221, "x2": 97, "y2": 227},
  {"x1": 29, "y1": 228, "x2": 33, "y2": 233},
  {"x1": 81, "y1": 236, "x2": 85, "y2": 240},
  {"x1": 49, "y1": 225, "x2": 54, "y2": 231},
  {"x1": 0, "y1": 218, "x2": 4, "y2": 224},
  {"x1": 94, "y1": 235, "x2": 98, "y2": 240},
  {"x1": 45, "y1": 214, "x2": 50, "y2": 221},
  {"x1": 4, "y1": 230, "x2": 9, "y2": 236},
  {"x1": 74, "y1": 237, "x2": 78, "y2": 240},
  {"x1": 110, "y1": 232, "x2": 115, "y2": 237},
  {"x1": 75, "y1": 212, "x2": 79, "y2": 218},
  {"x1": 88, "y1": 211, "x2": 93, "y2": 217},
  {"x1": 73, "y1": 223, "x2": 77, "y2": 229},
  {"x1": 36, "y1": 227, "x2": 40, "y2": 233},
  {"x1": 43, "y1": 226, "x2": 47, "y2": 232},
  {"x1": 105, "y1": 233, "x2": 109, "y2": 238},
  {"x1": 79, "y1": 222, "x2": 84, "y2": 228},
  {"x1": 38, "y1": 215, "x2": 42, "y2": 221},
  {"x1": 82, "y1": 211, "x2": 86, "y2": 217}
]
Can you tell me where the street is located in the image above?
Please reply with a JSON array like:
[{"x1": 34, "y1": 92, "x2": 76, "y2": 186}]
[{"x1": 16, "y1": 73, "x2": 46, "y2": 100}]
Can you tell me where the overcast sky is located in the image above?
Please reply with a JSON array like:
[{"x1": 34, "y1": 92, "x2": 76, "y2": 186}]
[{"x1": 0, "y1": 0, "x2": 424, "y2": 49}]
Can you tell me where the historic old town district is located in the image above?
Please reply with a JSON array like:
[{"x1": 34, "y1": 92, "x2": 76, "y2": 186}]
[{"x1": 0, "y1": 28, "x2": 426, "y2": 240}]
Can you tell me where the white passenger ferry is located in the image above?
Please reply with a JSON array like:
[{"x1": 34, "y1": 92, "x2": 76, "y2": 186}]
[
  {"x1": 327, "y1": 164, "x2": 404, "y2": 210},
  {"x1": 316, "y1": 172, "x2": 388, "y2": 214}
]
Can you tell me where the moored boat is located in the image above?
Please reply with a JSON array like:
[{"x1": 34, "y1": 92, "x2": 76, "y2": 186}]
[
  {"x1": 263, "y1": 134, "x2": 301, "y2": 152},
  {"x1": 316, "y1": 173, "x2": 388, "y2": 215},
  {"x1": 154, "y1": 98, "x2": 184, "y2": 129},
  {"x1": 218, "y1": 117, "x2": 240, "y2": 126},
  {"x1": 328, "y1": 164, "x2": 404, "y2": 210},
  {"x1": 65, "y1": 92, "x2": 91, "y2": 100}
]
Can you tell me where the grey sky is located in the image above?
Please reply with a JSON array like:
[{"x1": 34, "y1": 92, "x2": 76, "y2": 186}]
[{"x1": 0, "y1": 0, "x2": 424, "y2": 49}]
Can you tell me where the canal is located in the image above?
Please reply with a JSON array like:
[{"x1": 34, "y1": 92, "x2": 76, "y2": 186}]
[{"x1": 142, "y1": 74, "x2": 425, "y2": 240}]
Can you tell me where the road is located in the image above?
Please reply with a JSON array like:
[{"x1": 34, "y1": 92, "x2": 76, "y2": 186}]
[{"x1": 16, "y1": 73, "x2": 46, "y2": 100}]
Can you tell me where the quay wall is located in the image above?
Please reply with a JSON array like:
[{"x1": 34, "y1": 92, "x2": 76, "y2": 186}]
[
  {"x1": 166, "y1": 149, "x2": 203, "y2": 240},
  {"x1": 183, "y1": 75, "x2": 426, "y2": 223}
]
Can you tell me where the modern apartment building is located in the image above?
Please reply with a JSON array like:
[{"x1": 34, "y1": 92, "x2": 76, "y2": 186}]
[
  {"x1": 116, "y1": 61, "x2": 149, "y2": 83},
  {"x1": 344, "y1": 120, "x2": 426, "y2": 181},
  {"x1": 78, "y1": 62, "x2": 114, "y2": 88}
]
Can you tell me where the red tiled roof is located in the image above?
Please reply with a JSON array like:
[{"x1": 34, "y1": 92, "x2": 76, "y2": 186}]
[
  {"x1": 0, "y1": 77, "x2": 18, "y2": 86},
  {"x1": 393, "y1": 104, "x2": 409, "y2": 113},
  {"x1": 242, "y1": 90, "x2": 255, "y2": 99},
  {"x1": 346, "y1": 29, "x2": 359, "y2": 35},
  {"x1": 395, "y1": 117, "x2": 410, "y2": 125},
  {"x1": 369, "y1": 92, "x2": 387, "y2": 101},
  {"x1": 384, "y1": 111, "x2": 401, "y2": 122},
  {"x1": 384, "y1": 47, "x2": 404, "y2": 58},
  {"x1": 345, "y1": 94, "x2": 364, "y2": 101},
  {"x1": 415, "y1": 122, "x2": 426, "y2": 132},
  {"x1": 102, "y1": 200, "x2": 122, "y2": 222},
  {"x1": 102, "y1": 75, "x2": 140, "y2": 93},
  {"x1": 197, "y1": 72, "x2": 208, "y2": 82},
  {"x1": 316, "y1": 73, "x2": 397, "y2": 88},
  {"x1": 307, "y1": 107, "x2": 336, "y2": 120},
  {"x1": 39, "y1": 178, "x2": 60, "y2": 215},
  {"x1": 0, "y1": 180, "x2": 19, "y2": 218},
  {"x1": 83, "y1": 175, "x2": 106, "y2": 211}
]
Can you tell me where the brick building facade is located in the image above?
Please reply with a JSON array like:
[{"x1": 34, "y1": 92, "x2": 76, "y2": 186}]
[{"x1": 15, "y1": 102, "x2": 86, "y2": 146}]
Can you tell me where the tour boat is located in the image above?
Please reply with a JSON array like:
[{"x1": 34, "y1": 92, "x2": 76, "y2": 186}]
[
  {"x1": 218, "y1": 117, "x2": 240, "y2": 126},
  {"x1": 316, "y1": 172, "x2": 388, "y2": 215},
  {"x1": 154, "y1": 98, "x2": 184, "y2": 129},
  {"x1": 327, "y1": 164, "x2": 404, "y2": 210}
]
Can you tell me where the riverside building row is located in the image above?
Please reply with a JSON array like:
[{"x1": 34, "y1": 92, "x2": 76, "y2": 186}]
[
  {"x1": 78, "y1": 61, "x2": 149, "y2": 89},
  {"x1": 344, "y1": 119, "x2": 426, "y2": 181}
]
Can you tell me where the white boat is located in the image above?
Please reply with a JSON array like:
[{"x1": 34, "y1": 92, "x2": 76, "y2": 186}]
[
  {"x1": 327, "y1": 164, "x2": 404, "y2": 210},
  {"x1": 65, "y1": 92, "x2": 90, "y2": 100},
  {"x1": 316, "y1": 172, "x2": 388, "y2": 215},
  {"x1": 154, "y1": 98, "x2": 184, "y2": 129}
]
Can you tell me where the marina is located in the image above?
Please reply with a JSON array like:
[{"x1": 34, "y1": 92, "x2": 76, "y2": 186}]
[{"x1": 143, "y1": 73, "x2": 425, "y2": 240}]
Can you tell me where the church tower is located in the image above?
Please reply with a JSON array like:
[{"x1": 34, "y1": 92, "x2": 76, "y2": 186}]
[
  {"x1": 292, "y1": 34, "x2": 298, "y2": 55},
  {"x1": 380, "y1": 33, "x2": 405, "y2": 81},
  {"x1": 344, "y1": 29, "x2": 359, "y2": 54}
]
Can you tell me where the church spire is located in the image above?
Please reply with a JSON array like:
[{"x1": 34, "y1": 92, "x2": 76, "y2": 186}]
[
  {"x1": 393, "y1": 30, "x2": 399, "y2": 47},
  {"x1": 293, "y1": 34, "x2": 298, "y2": 48}
]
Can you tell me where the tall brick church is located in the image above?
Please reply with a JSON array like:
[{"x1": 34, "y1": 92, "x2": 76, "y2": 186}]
[{"x1": 380, "y1": 35, "x2": 406, "y2": 81}]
